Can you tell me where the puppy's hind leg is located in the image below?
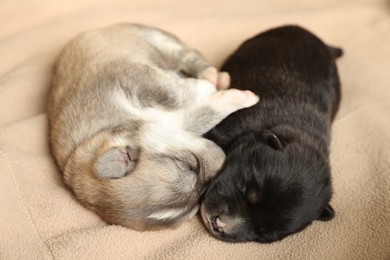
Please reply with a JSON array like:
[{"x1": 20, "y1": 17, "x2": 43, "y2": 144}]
[{"x1": 138, "y1": 25, "x2": 229, "y2": 89}]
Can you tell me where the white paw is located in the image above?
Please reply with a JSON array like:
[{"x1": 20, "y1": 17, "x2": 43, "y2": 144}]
[
  {"x1": 210, "y1": 89, "x2": 259, "y2": 112},
  {"x1": 199, "y1": 67, "x2": 231, "y2": 90},
  {"x1": 199, "y1": 67, "x2": 219, "y2": 86},
  {"x1": 216, "y1": 72, "x2": 231, "y2": 90}
]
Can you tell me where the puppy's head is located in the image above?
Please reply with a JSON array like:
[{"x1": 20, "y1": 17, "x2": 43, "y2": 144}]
[
  {"x1": 64, "y1": 123, "x2": 225, "y2": 230},
  {"x1": 201, "y1": 130, "x2": 334, "y2": 243}
]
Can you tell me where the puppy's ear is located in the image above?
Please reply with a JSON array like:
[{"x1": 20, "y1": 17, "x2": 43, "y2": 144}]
[
  {"x1": 262, "y1": 130, "x2": 284, "y2": 150},
  {"x1": 317, "y1": 204, "x2": 335, "y2": 221},
  {"x1": 95, "y1": 147, "x2": 138, "y2": 179}
]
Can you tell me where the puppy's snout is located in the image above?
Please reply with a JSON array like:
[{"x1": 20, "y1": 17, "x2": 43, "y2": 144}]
[{"x1": 211, "y1": 216, "x2": 226, "y2": 232}]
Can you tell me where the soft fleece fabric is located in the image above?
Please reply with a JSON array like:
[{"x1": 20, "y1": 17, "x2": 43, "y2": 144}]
[{"x1": 1, "y1": 0, "x2": 389, "y2": 259}]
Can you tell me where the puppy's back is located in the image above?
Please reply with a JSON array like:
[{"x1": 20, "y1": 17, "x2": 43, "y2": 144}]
[
  {"x1": 222, "y1": 25, "x2": 341, "y2": 116},
  {"x1": 207, "y1": 26, "x2": 342, "y2": 148}
]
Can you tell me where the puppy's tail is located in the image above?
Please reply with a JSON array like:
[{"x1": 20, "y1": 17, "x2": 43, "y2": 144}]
[{"x1": 328, "y1": 46, "x2": 343, "y2": 59}]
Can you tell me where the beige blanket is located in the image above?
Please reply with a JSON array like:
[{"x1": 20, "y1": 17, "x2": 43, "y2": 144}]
[{"x1": 1, "y1": 0, "x2": 389, "y2": 259}]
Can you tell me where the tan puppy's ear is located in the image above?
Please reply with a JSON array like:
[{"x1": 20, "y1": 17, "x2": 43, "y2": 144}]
[{"x1": 95, "y1": 146, "x2": 139, "y2": 179}]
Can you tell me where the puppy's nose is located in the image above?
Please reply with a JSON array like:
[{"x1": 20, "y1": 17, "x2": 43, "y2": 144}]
[{"x1": 211, "y1": 216, "x2": 226, "y2": 232}]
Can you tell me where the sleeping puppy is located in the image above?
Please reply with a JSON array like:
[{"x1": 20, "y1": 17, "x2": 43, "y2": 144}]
[
  {"x1": 47, "y1": 23, "x2": 259, "y2": 231},
  {"x1": 200, "y1": 25, "x2": 342, "y2": 243}
]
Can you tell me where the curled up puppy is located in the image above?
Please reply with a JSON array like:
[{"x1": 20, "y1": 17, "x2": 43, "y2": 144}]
[
  {"x1": 47, "y1": 23, "x2": 259, "y2": 231},
  {"x1": 201, "y1": 25, "x2": 342, "y2": 242}
]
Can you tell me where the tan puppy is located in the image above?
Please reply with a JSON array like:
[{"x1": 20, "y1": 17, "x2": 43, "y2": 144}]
[{"x1": 47, "y1": 23, "x2": 259, "y2": 230}]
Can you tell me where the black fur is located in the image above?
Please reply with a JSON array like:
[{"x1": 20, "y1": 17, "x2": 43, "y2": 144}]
[{"x1": 201, "y1": 25, "x2": 342, "y2": 243}]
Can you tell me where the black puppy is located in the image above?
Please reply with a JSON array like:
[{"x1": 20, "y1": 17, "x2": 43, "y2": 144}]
[{"x1": 200, "y1": 25, "x2": 342, "y2": 243}]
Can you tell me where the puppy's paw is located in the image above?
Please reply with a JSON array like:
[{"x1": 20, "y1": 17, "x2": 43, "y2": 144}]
[
  {"x1": 213, "y1": 89, "x2": 259, "y2": 111},
  {"x1": 95, "y1": 146, "x2": 138, "y2": 179},
  {"x1": 199, "y1": 66, "x2": 219, "y2": 86},
  {"x1": 199, "y1": 67, "x2": 231, "y2": 90},
  {"x1": 216, "y1": 72, "x2": 230, "y2": 90}
]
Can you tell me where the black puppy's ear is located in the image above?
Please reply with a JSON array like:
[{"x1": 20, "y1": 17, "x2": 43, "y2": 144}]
[
  {"x1": 262, "y1": 130, "x2": 284, "y2": 150},
  {"x1": 95, "y1": 146, "x2": 138, "y2": 179},
  {"x1": 317, "y1": 204, "x2": 335, "y2": 221}
]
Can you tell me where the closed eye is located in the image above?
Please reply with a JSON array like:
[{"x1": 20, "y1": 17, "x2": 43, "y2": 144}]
[
  {"x1": 176, "y1": 160, "x2": 191, "y2": 172},
  {"x1": 174, "y1": 152, "x2": 200, "y2": 174},
  {"x1": 192, "y1": 154, "x2": 200, "y2": 174}
]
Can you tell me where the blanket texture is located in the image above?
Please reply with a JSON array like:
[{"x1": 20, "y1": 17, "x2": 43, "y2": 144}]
[{"x1": 1, "y1": 0, "x2": 389, "y2": 259}]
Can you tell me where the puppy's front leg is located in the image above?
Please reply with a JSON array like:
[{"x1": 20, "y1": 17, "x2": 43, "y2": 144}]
[{"x1": 184, "y1": 88, "x2": 259, "y2": 134}]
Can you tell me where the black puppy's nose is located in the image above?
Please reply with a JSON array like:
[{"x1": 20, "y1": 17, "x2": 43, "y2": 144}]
[
  {"x1": 211, "y1": 216, "x2": 225, "y2": 232},
  {"x1": 211, "y1": 216, "x2": 221, "y2": 232}
]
